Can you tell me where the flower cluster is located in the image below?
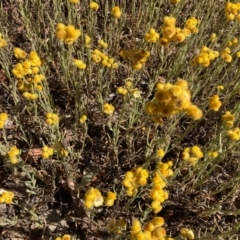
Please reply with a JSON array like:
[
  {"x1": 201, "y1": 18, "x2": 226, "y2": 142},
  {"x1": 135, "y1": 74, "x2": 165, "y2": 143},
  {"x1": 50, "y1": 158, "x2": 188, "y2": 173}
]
[
  {"x1": 112, "y1": 6, "x2": 122, "y2": 18},
  {"x1": 145, "y1": 79, "x2": 203, "y2": 123},
  {"x1": 8, "y1": 146, "x2": 20, "y2": 164},
  {"x1": 181, "y1": 146, "x2": 204, "y2": 165},
  {"x1": 79, "y1": 115, "x2": 87, "y2": 124},
  {"x1": 220, "y1": 47, "x2": 232, "y2": 63},
  {"x1": 104, "y1": 191, "x2": 117, "y2": 206},
  {"x1": 89, "y1": 2, "x2": 99, "y2": 10},
  {"x1": 180, "y1": 228, "x2": 195, "y2": 240},
  {"x1": 73, "y1": 59, "x2": 86, "y2": 70},
  {"x1": 131, "y1": 218, "x2": 173, "y2": 240},
  {"x1": 208, "y1": 151, "x2": 219, "y2": 158},
  {"x1": 84, "y1": 187, "x2": 103, "y2": 208},
  {"x1": 191, "y1": 46, "x2": 219, "y2": 67},
  {"x1": 42, "y1": 146, "x2": 54, "y2": 159},
  {"x1": 103, "y1": 103, "x2": 115, "y2": 115},
  {"x1": 225, "y1": 2, "x2": 240, "y2": 21},
  {"x1": 0, "y1": 113, "x2": 8, "y2": 129},
  {"x1": 228, "y1": 37, "x2": 238, "y2": 47},
  {"x1": 159, "y1": 16, "x2": 199, "y2": 46},
  {"x1": 98, "y1": 39, "x2": 108, "y2": 49},
  {"x1": 46, "y1": 112, "x2": 59, "y2": 125},
  {"x1": 227, "y1": 128, "x2": 240, "y2": 141},
  {"x1": 55, "y1": 234, "x2": 71, "y2": 240},
  {"x1": 70, "y1": 0, "x2": 79, "y2": 3},
  {"x1": 107, "y1": 218, "x2": 127, "y2": 234},
  {"x1": 117, "y1": 79, "x2": 141, "y2": 98},
  {"x1": 156, "y1": 161, "x2": 173, "y2": 178},
  {"x1": 84, "y1": 188, "x2": 117, "y2": 209},
  {"x1": 145, "y1": 28, "x2": 159, "y2": 43},
  {"x1": 150, "y1": 163, "x2": 171, "y2": 213},
  {"x1": 209, "y1": 95, "x2": 222, "y2": 111},
  {"x1": 55, "y1": 23, "x2": 81, "y2": 45},
  {"x1": 53, "y1": 142, "x2": 69, "y2": 157},
  {"x1": 222, "y1": 111, "x2": 235, "y2": 128},
  {"x1": 0, "y1": 33, "x2": 7, "y2": 48},
  {"x1": 0, "y1": 191, "x2": 14, "y2": 204},
  {"x1": 91, "y1": 49, "x2": 118, "y2": 68},
  {"x1": 12, "y1": 49, "x2": 44, "y2": 100},
  {"x1": 122, "y1": 167, "x2": 149, "y2": 197},
  {"x1": 119, "y1": 49, "x2": 150, "y2": 70}
]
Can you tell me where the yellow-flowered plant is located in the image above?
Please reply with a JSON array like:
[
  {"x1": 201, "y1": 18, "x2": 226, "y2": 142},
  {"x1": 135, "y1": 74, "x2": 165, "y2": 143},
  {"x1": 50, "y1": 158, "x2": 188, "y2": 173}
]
[
  {"x1": 84, "y1": 187, "x2": 104, "y2": 208},
  {"x1": 225, "y1": 2, "x2": 240, "y2": 21},
  {"x1": 131, "y1": 217, "x2": 170, "y2": 240},
  {"x1": 84, "y1": 34, "x2": 91, "y2": 48},
  {"x1": 46, "y1": 112, "x2": 59, "y2": 125},
  {"x1": 0, "y1": 113, "x2": 8, "y2": 129},
  {"x1": 89, "y1": 2, "x2": 99, "y2": 10},
  {"x1": 92, "y1": 49, "x2": 118, "y2": 68},
  {"x1": 104, "y1": 191, "x2": 117, "y2": 206},
  {"x1": 0, "y1": 191, "x2": 14, "y2": 204},
  {"x1": 119, "y1": 49, "x2": 150, "y2": 70},
  {"x1": 55, "y1": 23, "x2": 81, "y2": 44},
  {"x1": 98, "y1": 39, "x2": 108, "y2": 49},
  {"x1": 12, "y1": 49, "x2": 44, "y2": 100},
  {"x1": 145, "y1": 79, "x2": 202, "y2": 123},
  {"x1": 144, "y1": 28, "x2": 159, "y2": 43},
  {"x1": 191, "y1": 46, "x2": 219, "y2": 67},
  {"x1": 8, "y1": 146, "x2": 20, "y2": 164},
  {"x1": 42, "y1": 146, "x2": 54, "y2": 159},
  {"x1": 69, "y1": 0, "x2": 79, "y2": 3},
  {"x1": 227, "y1": 128, "x2": 240, "y2": 141},
  {"x1": 112, "y1": 6, "x2": 122, "y2": 18},
  {"x1": 122, "y1": 167, "x2": 149, "y2": 197},
  {"x1": 73, "y1": 59, "x2": 86, "y2": 70},
  {"x1": 55, "y1": 234, "x2": 71, "y2": 240},
  {"x1": 180, "y1": 228, "x2": 195, "y2": 240},
  {"x1": 181, "y1": 146, "x2": 204, "y2": 165},
  {"x1": 220, "y1": 47, "x2": 232, "y2": 63},
  {"x1": 79, "y1": 115, "x2": 87, "y2": 123},
  {"x1": 209, "y1": 95, "x2": 222, "y2": 111},
  {"x1": 103, "y1": 103, "x2": 115, "y2": 115},
  {"x1": 222, "y1": 111, "x2": 235, "y2": 128},
  {"x1": 159, "y1": 16, "x2": 199, "y2": 46}
]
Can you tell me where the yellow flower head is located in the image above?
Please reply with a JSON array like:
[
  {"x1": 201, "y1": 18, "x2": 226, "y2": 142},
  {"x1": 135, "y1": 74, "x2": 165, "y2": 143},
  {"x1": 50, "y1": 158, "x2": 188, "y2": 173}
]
[
  {"x1": 74, "y1": 59, "x2": 86, "y2": 70},
  {"x1": 112, "y1": 6, "x2": 122, "y2": 18},
  {"x1": 90, "y1": 2, "x2": 99, "y2": 10},
  {"x1": 79, "y1": 115, "x2": 87, "y2": 123},
  {"x1": 103, "y1": 103, "x2": 115, "y2": 115}
]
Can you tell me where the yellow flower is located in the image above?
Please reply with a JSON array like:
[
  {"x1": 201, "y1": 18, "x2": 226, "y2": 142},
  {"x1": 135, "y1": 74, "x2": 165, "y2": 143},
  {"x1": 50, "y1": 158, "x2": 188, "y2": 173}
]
[
  {"x1": 180, "y1": 228, "x2": 195, "y2": 240},
  {"x1": 112, "y1": 6, "x2": 122, "y2": 18},
  {"x1": 55, "y1": 23, "x2": 81, "y2": 45},
  {"x1": 13, "y1": 47, "x2": 27, "y2": 58},
  {"x1": 208, "y1": 151, "x2": 218, "y2": 158},
  {"x1": 55, "y1": 237, "x2": 62, "y2": 240},
  {"x1": 209, "y1": 95, "x2": 222, "y2": 111},
  {"x1": 145, "y1": 28, "x2": 159, "y2": 43},
  {"x1": 89, "y1": 2, "x2": 99, "y2": 10},
  {"x1": 98, "y1": 39, "x2": 108, "y2": 49},
  {"x1": 210, "y1": 33, "x2": 217, "y2": 42},
  {"x1": 217, "y1": 85, "x2": 224, "y2": 90},
  {"x1": 104, "y1": 191, "x2": 117, "y2": 206},
  {"x1": 103, "y1": 103, "x2": 115, "y2": 115},
  {"x1": 117, "y1": 86, "x2": 128, "y2": 95},
  {"x1": 79, "y1": 115, "x2": 87, "y2": 123},
  {"x1": 157, "y1": 149, "x2": 165, "y2": 157},
  {"x1": 222, "y1": 111, "x2": 235, "y2": 128},
  {"x1": 70, "y1": 0, "x2": 79, "y2": 3},
  {"x1": 185, "y1": 104, "x2": 203, "y2": 120},
  {"x1": 46, "y1": 112, "x2": 59, "y2": 125},
  {"x1": 62, "y1": 234, "x2": 71, "y2": 240},
  {"x1": 73, "y1": 59, "x2": 86, "y2": 69}
]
